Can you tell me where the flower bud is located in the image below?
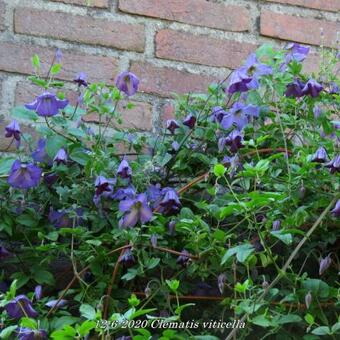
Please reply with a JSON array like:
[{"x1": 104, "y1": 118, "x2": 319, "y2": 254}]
[{"x1": 305, "y1": 291, "x2": 312, "y2": 309}]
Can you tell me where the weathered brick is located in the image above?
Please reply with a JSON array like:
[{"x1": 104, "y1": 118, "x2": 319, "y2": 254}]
[
  {"x1": 266, "y1": 0, "x2": 340, "y2": 12},
  {"x1": 130, "y1": 62, "x2": 217, "y2": 98},
  {"x1": 260, "y1": 10, "x2": 340, "y2": 48},
  {"x1": 50, "y1": 0, "x2": 109, "y2": 8},
  {"x1": 0, "y1": 42, "x2": 118, "y2": 84},
  {"x1": 156, "y1": 30, "x2": 256, "y2": 69},
  {"x1": 82, "y1": 102, "x2": 153, "y2": 131},
  {"x1": 119, "y1": 0, "x2": 250, "y2": 32},
  {"x1": 14, "y1": 8, "x2": 145, "y2": 52},
  {"x1": 0, "y1": 1, "x2": 5, "y2": 31}
]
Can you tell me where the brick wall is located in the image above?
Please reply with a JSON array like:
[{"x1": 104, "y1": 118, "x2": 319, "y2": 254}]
[{"x1": 0, "y1": 0, "x2": 339, "y2": 134}]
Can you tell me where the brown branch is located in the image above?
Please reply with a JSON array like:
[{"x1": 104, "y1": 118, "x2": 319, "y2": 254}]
[{"x1": 153, "y1": 246, "x2": 199, "y2": 260}]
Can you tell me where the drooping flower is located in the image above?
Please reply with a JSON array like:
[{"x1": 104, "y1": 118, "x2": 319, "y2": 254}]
[
  {"x1": 221, "y1": 102, "x2": 260, "y2": 131},
  {"x1": 319, "y1": 254, "x2": 331, "y2": 275},
  {"x1": 210, "y1": 106, "x2": 227, "y2": 123},
  {"x1": 25, "y1": 92, "x2": 68, "y2": 117},
  {"x1": 115, "y1": 71, "x2": 139, "y2": 96},
  {"x1": 5, "y1": 120, "x2": 21, "y2": 147},
  {"x1": 217, "y1": 274, "x2": 226, "y2": 294},
  {"x1": 225, "y1": 129, "x2": 244, "y2": 153},
  {"x1": 45, "y1": 299, "x2": 68, "y2": 309},
  {"x1": 272, "y1": 220, "x2": 281, "y2": 231},
  {"x1": 166, "y1": 119, "x2": 180, "y2": 134},
  {"x1": 325, "y1": 155, "x2": 340, "y2": 173},
  {"x1": 311, "y1": 147, "x2": 328, "y2": 163},
  {"x1": 94, "y1": 176, "x2": 114, "y2": 196},
  {"x1": 146, "y1": 183, "x2": 162, "y2": 206},
  {"x1": 0, "y1": 246, "x2": 11, "y2": 259},
  {"x1": 329, "y1": 82, "x2": 339, "y2": 95},
  {"x1": 305, "y1": 291, "x2": 312, "y2": 309},
  {"x1": 302, "y1": 79, "x2": 323, "y2": 97},
  {"x1": 34, "y1": 285, "x2": 43, "y2": 301},
  {"x1": 31, "y1": 139, "x2": 51, "y2": 164},
  {"x1": 285, "y1": 43, "x2": 310, "y2": 62},
  {"x1": 331, "y1": 200, "x2": 340, "y2": 217},
  {"x1": 119, "y1": 248, "x2": 135, "y2": 267},
  {"x1": 158, "y1": 188, "x2": 181, "y2": 215},
  {"x1": 44, "y1": 173, "x2": 58, "y2": 186},
  {"x1": 16, "y1": 327, "x2": 48, "y2": 340},
  {"x1": 8, "y1": 160, "x2": 42, "y2": 189},
  {"x1": 313, "y1": 105, "x2": 322, "y2": 119},
  {"x1": 177, "y1": 249, "x2": 191, "y2": 267},
  {"x1": 117, "y1": 159, "x2": 132, "y2": 179},
  {"x1": 74, "y1": 72, "x2": 88, "y2": 87},
  {"x1": 53, "y1": 148, "x2": 68, "y2": 165},
  {"x1": 48, "y1": 208, "x2": 83, "y2": 228},
  {"x1": 111, "y1": 185, "x2": 136, "y2": 201},
  {"x1": 5, "y1": 295, "x2": 38, "y2": 319},
  {"x1": 119, "y1": 193, "x2": 153, "y2": 228},
  {"x1": 183, "y1": 114, "x2": 196, "y2": 129},
  {"x1": 227, "y1": 67, "x2": 252, "y2": 94},
  {"x1": 285, "y1": 79, "x2": 305, "y2": 98}
]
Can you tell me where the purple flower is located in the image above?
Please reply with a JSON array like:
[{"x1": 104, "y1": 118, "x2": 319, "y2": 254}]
[
  {"x1": 285, "y1": 43, "x2": 310, "y2": 62},
  {"x1": 95, "y1": 176, "x2": 114, "y2": 196},
  {"x1": 329, "y1": 82, "x2": 339, "y2": 95},
  {"x1": 171, "y1": 141, "x2": 180, "y2": 151},
  {"x1": 45, "y1": 299, "x2": 67, "y2": 309},
  {"x1": 150, "y1": 234, "x2": 158, "y2": 248},
  {"x1": 8, "y1": 160, "x2": 42, "y2": 189},
  {"x1": 146, "y1": 183, "x2": 162, "y2": 205},
  {"x1": 34, "y1": 285, "x2": 43, "y2": 300},
  {"x1": 0, "y1": 246, "x2": 11, "y2": 259},
  {"x1": 5, "y1": 295, "x2": 38, "y2": 319},
  {"x1": 227, "y1": 67, "x2": 252, "y2": 94},
  {"x1": 117, "y1": 159, "x2": 132, "y2": 179},
  {"x1": 158, "y1": 188, "x2": 181, "y2": 215},
  {"x1": 44, "y1": 173, "x2": 58, "y2": 186},
  {"x1": 115, "y1": 71, "x2": 139, "y2": 96},
  {"x1": 31, "y1": 139, "x2": 51, "y2": 164},
  {"x1": 325, "y1": 155, "x2": 340, "y2": 174},
  {"x1": 221, "y1": 102, "x2": 260, "y2": 131},
  {"x1": 331, "y1": 200, "x2": 340, "y2": 217},
  {"x1": 313, "y1": 105, "x2": 322, "y2": 119},
  {"x1": 285, "y1": 79, "x2": 305, "y2": 98},
  {"x1": 16, "y1": 328, "x2": 48, "y2": 340},
  {"x1": 177, "y1": 249, "x2": 190, "y2": 267},
  {"x1": 217, "y1": 274, "x2": 226, "y2": 294},
  {"x1": 119, "y1": 193, "x2": 153, "y2": 228},
  {"x1": 53, "y1": 148, "x2": 68, "y2": 165},
  {"x1": 55, "y1": 49, "x2": 63, "y2": 63},
  {"x1": 210, "y1": 106, "x2": 227, "y2": 123},
  {"x1": 74, "y1": 72, "x2": 88, "y2": 87},
  {"x1": 319, "y1": 254, "x2": 331, "y2": 275},
  {"x1": 183, "y1": 114, "x2": 196, "y2": 129},
  {"x1": 5, "y1": 120, "x2": 21, "y2": 147},
  {"x1": 305, "y1": 291, "x2": 312, "y2": 309},
  {"x1": 111, "y1": 185, "x2": 136, "y2": 201},
  {"x1": 166, "y1": 119, "x2": 180, "y2": 134},
  {"x1": 302, "y1": 79, "x2": 323, "y2": 97},
  {"x1": 119, "y1": 248, "x2": 135, "y2": 268},
  {"x1": 25, "y1": 92, "x2": 68, "y2": 117},
  {"x1": 225, "y1": 129, "x2": 244, "y2": 153},
  {"x1": 272, "y1": 220, "x2": 281, "y2": 231},
  {"x1": 311, "y1": 147, "x2": 328, "y2": 163},
  {"x1": 48, "y1": 208, "x2": 83, "y2": 228}
]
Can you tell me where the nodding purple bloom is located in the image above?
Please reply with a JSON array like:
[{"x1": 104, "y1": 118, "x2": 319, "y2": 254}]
[
  {"x1": 285, "y1": 79, "x2": 305, "y2": 98},
  {"x1": 16, "y1": 327, "x2": 48, "y2": 340},
  {"x1": 166, "y1": 119, "x2": 180, "y2": 134},
  {"x1": 313, "y1": 105, "x2": 322, "y2": 119},
  {"x1": 183, "y1": 114, "x2": 196, "y2": 129},
  {"x1": 25, "y1": 92, "x2": 68, "y2": 117},
  {"x1": 218, "y1": 137, "x2": 227, "y2": 153},
  {"x1": 119, "y1": 193, "x2": 153, "y2": 228},
  {"x1": 5, "y1": 120, "x2": 21, "y2": 147},
  {"x1": 319, "y1": 254, "x2": 331, "y2": 275},
  {"x1": 331, "y1": 200, "x2": 340, "y2": 217},
  {"x1": 48, "y1": 208, "x2": 83, "y2": 228},
  {"x1": 31, "y1": 139, "x2": 51, "y2": 164},
  {"x1": 272, "y1": 220, "x2": 281, "y2": 231},
  {"x1": 5, "y1": 295, "x2": 38, "y2": 319},
  {"x1": 150, "y1": 234, "x2": 158, "y2": 248},
  {"x1": 0, "y1": 246, "x2": 11, "y2": 259},
  {"x1": 177, "y1": 249, "x2": 191, "y2": 267},
  {"x1": 305, "y1": 291, "x2": 312, "y2": 309},
  {"x1": 55, "y1": 48, "x2": 63, "y2": 63},
  {"x1": 311, "y1": 147, "x2": 328, "y2": 163},
  {"x1": 95, "y1": 176, "x2": 114, "y2": 196},
  {"x1": 325, "y1": 155, "x2": 340, "y2": 174},
  {"x1": 217, "y1": 274, "x2": 226, "y2": 294},
  {"x1": 45, "y1": 299, "x2": 67, "y2": 309},
  {"x1": 227, "y1": 67, "x2": 252, "y2": 94},
  {"x1": 74, "y1": 72, "x2": 88, "y2": 87},
  {"x1": 115, "y1": 71, "x2": 139, "y2": 96},
  {"x1": 44, "y1": 173, "x2": 58, "y2": 186},
  {"x1": 146, "y1": 183, "x2": 162, "y2": 205},
  {"x1": 119, "y1": 248, "x2": 135, "y2": 268},
  {"x1": 158, "y1": 188, "x2": 181, "y2": 215},
  {"x1": 210, "y1": 106, "x2": 227, "y2": 123},
  {"x1": 34, "y1": 285, "x2": 43, "y2": 301},
  {"x1": 8, "y1": 160, "x2": 42, "y2": 189},
  {"x1": 53, "y1": 148, "x2": 68, "y2": 165},
  {"x1": 111, "y1": 185, "x2": 136, "y2": 201},
  {"x1": 225, "y1": 129, "x2": 244, "y2": 153},
  {"x1": 171, "y1": 141, "x2": 180, "y2": 151},
  {"x1": 329, "y1": 82, "x2": 339, "y2": 95},
  {"x1": 117, "y1": 159, "x2": 132, "y2": 179},
  {"x1": 221, "y1": 102, "x2": 260, "y2": 131},
  {"x1": 285, "y1": 43, "x2": 310, "y2": 62},
  {"x1": 302, "y1": 79, "x2": 323, "y2": 97}
]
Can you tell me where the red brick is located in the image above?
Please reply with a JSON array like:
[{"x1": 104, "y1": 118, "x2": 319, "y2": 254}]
[
  {"x1": 0, "y1": 42, "x2": 118, "y2": 84},
  {"x1": 260, "y1": 10, "x2": 340, "y2": 48},
  {"x1": 155, "y1": 30, "x2": 256, "y2": 69},
  {"x1": 14, "y1": 8, "x2": 145, "y2": 52},
  {"x1": 266, "y1": 0, "x2": 340, "y2": 12},
  {"x1": 82, "y1": 102, "x2": 153, "y2": 131},
  {"x1": 119, "y1": 0, "x2": 250, "y2": 32},
  {"x1": 50, "y1": 0, "x2": 109, "y2": 8},
  {"x1": 130, "y1": 62, "x2": 217, "y2": 98},
  {"x1": 162, "y1": 102, "x2": 176, "y2": 122},
  {"x1": 0, "y1": 1, "x2": 5, "y2": 31}
]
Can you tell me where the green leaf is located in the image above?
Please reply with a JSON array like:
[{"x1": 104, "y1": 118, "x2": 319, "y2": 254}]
[
  {"x1": 32, "y1": 268, "x2": 55, "y2": 285},
  {"x1": 276, "y1": 314, "x2": 302, "y2": 324},
  {"x1": 302, "y1": 279, "x2": 330, "y2": 298},
  {"x1": 0, "y1": 326, "x2": 18, "y2": 339},
  {"x1": 166, "y1": 279, "x2": 180, "y2": 292},
  {"x1": 51, "y1": 63, "x2": 62, "y2": 75},
  {"x1": 70, "y1": 148, "x2": 91, "y2": 166},
  {"x1": 129, "y1": 308, "x2": 157, "y2": 319},
  {"x1": 304, "y1": 313, "x2": 314, "y2": 325},
  {"x1": 311, "y1": 326, "x2": 331, "y2": 336},
  {"x1": 251, "y1": 315, "x2": 272, "y2": 327},
  {"x1": 80, "y1": 304, "x2": 96, "y2": 320},
  {"x1": 221, "y1": 244, "x2": 254, "y2": 264},
  {"x1": 270, "y1": 230, "x2": 293, "y2": 245},
  {"x1": 51, "y1": 325, "x2": 77, "y2": 340},
  {"x1": 146, "y1": 257, "x2": 160, "y2": 269},
  {"x1": 11, "y1": 106, "x2": 38, "y2": 121},
  {"x1": 20, "y1": 317, "x2": 38, "y2": 329},
  {"x1": 46, "y1": 135, "x2": 67, "y2": 158},
  {"x1": 32, "y1": 54, "x2": 40, "y2": 69},
  {"x1": 175, "y1": 303, "x2": 195, "y2": 316},
  {"x1": 213, "y1": 163, "x2": 226, "y2": 177},
  {"x1": 77, "y1": 320, "x2": 96, "y2": 337},
  {"x1": 0, "y1": 158, "x2": 15, "y2": 175}
]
